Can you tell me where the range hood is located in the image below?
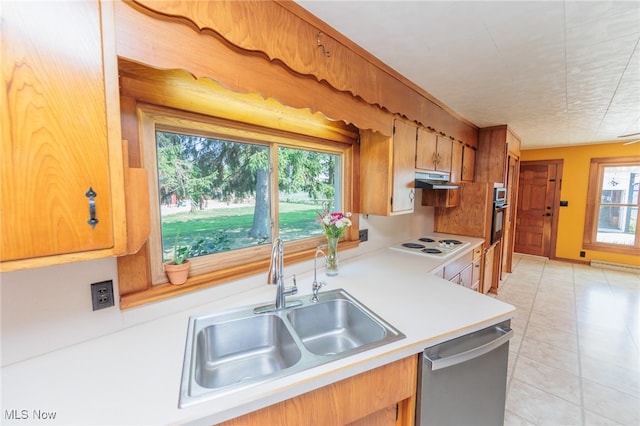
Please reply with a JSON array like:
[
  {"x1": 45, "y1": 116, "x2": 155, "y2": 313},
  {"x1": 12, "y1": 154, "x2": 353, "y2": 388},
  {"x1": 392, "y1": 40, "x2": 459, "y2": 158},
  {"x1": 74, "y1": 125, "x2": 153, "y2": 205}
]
[{"x1": 415, "y1": 171, "x2": 460, "y2": 189}]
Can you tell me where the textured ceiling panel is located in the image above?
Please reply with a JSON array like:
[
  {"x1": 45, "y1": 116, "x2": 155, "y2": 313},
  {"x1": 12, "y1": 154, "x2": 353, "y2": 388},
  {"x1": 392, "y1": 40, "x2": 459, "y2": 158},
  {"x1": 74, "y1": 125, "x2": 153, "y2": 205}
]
[{"x1": 297, "y1": 0, "x2": 640, "y2": 149}]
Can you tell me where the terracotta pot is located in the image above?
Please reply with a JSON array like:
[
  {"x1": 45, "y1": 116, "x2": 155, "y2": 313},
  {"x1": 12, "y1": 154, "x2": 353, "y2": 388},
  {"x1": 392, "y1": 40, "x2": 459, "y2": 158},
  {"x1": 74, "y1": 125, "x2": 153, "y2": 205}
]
[{"x1": 164, "y1": 259, "x2": 190, "y2": 285}]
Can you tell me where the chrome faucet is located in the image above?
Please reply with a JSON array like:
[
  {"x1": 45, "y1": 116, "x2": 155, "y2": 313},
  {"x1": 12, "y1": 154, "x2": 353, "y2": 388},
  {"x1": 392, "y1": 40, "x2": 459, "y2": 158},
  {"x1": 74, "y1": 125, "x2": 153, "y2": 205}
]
[
  {"x1": 256, "y1": 237, "x2": 300, "y2": 313},
  {"x1": 311, "y1": 247, "x2": 327, "y2": 302}
]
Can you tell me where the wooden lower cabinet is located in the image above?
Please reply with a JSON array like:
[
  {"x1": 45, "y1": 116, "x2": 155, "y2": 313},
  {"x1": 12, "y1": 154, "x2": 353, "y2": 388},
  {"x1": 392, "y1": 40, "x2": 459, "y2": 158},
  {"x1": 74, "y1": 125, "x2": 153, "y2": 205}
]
[
  {"x1": 482, "y1": 243, "x2": 497, "y2": 294},
  {"x1": 471, "y1": 246, "x2": 482, "y2": 292},
  {"x1": 219, "y1": 355, "x2": 418, "y2": 426},
  {"x1": 443, "y1": 250, "x2": 473, "y2": 289},
  {"x1": 432, "y1": 246, "x2": 483, "y2": 292}
]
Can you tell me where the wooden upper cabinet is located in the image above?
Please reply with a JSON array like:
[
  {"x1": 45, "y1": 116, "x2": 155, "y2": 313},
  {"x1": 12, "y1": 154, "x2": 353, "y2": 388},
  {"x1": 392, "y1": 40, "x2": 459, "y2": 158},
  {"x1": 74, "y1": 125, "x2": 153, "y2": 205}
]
[
  {"x1": 1, "y1": 1, "x2": 125, "y2": 269},
  {"x1": 360, "y1": 119, "x2": 416, "y2": 215},
  {"x1": 416, "y1": 129, "x2": 452, "y2": 173},
  {"x1": 416, "y1": 129, "x2": 438, "y2": 170},
  {"x1": 461, "y1": 146, "x2": 476, "y2": 182},
  {"x1": 475, "y1": 125, "x2": 521, "y2": 184},
  {"x1": 450, "y1": 142, "x2": 463, "y2": 183},
  {"x1": 392, "y1": 119, "x2": 418, "y2": 213}
]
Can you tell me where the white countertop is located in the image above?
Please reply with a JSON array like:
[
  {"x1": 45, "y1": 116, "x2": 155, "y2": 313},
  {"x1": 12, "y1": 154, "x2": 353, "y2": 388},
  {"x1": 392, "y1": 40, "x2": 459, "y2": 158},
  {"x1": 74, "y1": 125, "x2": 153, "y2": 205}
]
[{"x1": 1, "y1": 235, "x2": 515, "y2": 425}]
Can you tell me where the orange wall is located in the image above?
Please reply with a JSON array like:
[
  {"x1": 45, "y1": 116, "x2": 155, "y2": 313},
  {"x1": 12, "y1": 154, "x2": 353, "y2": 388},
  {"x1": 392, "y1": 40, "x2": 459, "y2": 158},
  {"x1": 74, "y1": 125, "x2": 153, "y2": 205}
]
[{"x1": 521, "y1": 142, "x2": 640, "y2": 266}]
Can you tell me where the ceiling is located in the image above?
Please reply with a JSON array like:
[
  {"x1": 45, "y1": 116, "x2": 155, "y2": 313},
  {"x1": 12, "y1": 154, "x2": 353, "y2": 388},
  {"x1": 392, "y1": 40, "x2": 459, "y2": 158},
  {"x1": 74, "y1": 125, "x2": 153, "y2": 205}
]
[{"x1": 296, "y1": 1, "x2": 640, "y2": 149}]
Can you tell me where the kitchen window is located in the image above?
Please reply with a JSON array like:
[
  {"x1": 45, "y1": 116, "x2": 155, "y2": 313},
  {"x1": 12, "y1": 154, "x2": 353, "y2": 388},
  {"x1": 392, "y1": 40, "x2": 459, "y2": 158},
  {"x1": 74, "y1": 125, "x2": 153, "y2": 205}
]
[
  {"x1": 583, "y1": 156, "x2": 640, "y2": 255},
  {"x1": 140, "y1": 106, "x2": 356, "y2": 285}
]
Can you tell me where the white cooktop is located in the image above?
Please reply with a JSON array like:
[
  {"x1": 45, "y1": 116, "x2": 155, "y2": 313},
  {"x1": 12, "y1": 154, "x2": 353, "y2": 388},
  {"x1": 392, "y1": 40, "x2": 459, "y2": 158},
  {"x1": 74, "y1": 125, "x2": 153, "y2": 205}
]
[{"x1": 389, "y1": 236, "x2": 471, "y2": 259}]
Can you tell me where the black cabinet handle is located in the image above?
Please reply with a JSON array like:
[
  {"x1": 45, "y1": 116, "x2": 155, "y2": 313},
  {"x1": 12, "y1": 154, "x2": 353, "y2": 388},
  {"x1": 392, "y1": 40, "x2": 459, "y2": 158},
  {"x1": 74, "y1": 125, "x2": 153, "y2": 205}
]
[{"x1": 85, "y1": 187, "x2": 99, "y2": 229}]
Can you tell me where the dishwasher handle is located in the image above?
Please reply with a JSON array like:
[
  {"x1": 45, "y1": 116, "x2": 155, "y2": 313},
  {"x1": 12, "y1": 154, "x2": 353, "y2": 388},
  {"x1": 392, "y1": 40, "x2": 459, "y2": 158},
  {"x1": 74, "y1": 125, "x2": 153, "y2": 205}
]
[{"x1": 425, "y1": 326, "x2": 513, "y2": 371}]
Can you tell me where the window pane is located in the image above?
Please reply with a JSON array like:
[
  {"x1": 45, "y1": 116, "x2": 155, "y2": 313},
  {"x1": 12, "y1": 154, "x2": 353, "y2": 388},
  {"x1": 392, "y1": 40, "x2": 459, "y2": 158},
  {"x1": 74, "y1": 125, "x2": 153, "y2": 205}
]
[
  {"x1": 156, "y1": 131, "x2": 271, "y2": 261},
  {"x1": 277, "y1": 147, "x2": 341, "y2": 241},
  {"x1": 600, "y1": 165, "x2": 639, "y2": 204},
  {"x1": 596, "y1": 165, "x2": 640, "y2": 246},
  {"x1": 596, "y1": 206, "x2": 636, "y2": 245}
]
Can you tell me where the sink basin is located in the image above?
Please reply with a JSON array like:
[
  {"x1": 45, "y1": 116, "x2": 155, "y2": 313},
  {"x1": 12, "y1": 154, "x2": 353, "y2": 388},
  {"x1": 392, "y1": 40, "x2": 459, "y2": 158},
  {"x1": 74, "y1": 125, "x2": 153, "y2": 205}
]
[
  {"x1": 194, "y1": 314, "x2": 301, "y2": 389},
  {"x1": 287, "y1": 299, "x2": 387, "y2": 355},
  {"x1": 180, "y1": 289, "x2": 405, "y2": 407}
]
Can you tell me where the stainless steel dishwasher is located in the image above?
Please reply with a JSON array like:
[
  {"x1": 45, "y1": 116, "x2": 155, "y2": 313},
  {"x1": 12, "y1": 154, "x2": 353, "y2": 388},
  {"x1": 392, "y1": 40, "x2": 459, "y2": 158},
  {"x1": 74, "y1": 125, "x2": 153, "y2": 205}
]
[{"x1": 416, "y1": 320, "x2": 513, "y2": 425}]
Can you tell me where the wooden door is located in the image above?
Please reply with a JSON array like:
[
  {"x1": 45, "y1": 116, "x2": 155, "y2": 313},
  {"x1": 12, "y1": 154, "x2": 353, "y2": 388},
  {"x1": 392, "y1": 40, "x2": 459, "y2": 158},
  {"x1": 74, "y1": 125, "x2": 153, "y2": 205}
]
[
  {"x1": 1, "y1": 0, "x2": 114, "y2": 261},
  {"x1": 515, "y1": 161, "x2": 562, "y2": 257}
]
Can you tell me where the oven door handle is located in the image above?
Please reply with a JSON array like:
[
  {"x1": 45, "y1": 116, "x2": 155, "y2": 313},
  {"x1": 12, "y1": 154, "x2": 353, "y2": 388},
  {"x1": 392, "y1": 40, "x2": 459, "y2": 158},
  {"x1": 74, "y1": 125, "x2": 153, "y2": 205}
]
[{"x1": 425, "y1": 327, "x2": 513, "y2": 371}]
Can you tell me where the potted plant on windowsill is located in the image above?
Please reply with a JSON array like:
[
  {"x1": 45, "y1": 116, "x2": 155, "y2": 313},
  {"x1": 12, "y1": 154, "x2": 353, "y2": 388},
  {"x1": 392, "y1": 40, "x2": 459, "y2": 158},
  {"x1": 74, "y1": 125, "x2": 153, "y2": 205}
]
[{"x1": 164, "y1": 237, "x2": 203, "y2": 285}]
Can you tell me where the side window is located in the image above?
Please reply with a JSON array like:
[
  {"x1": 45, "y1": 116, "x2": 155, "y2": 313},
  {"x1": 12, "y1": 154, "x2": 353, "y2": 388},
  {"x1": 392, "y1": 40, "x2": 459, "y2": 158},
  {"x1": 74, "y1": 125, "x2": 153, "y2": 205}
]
[{"x1": 584, "y1": 157, "x2": 640, "y2": 254}]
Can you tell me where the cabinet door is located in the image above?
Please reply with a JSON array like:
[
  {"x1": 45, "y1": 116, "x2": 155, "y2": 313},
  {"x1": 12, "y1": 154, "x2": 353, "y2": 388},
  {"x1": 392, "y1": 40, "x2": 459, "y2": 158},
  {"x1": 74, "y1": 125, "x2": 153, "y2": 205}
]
[
  {"x1": 482, "y1": 244, "x2": 495, "y2": 294},
  {"x1": 472, "y1": 257, "x2": 481, "y2": 291},
  {"x1": 461, "y1": 146, "x2": 476, "y2": 182},
  {"x1": 416, "y1": 128, "x2": 438, "y2": 170},
  {"x1": 449, "y1": 273, "x2": 461, "y2": 285},
  {"x1": 391, "y1": 119, "x2": 417, "y2": 214},
  {"x1": 458, "y1": 263, "x2": 473, "y2": 288},
  {"x1": 450, "y1": 142, "x2": 463, "y2": 183},
  {"x1": 435, "y1": 136, "x2": 452, "y2": 173},
  {"x1": 1, "y1": 1, "x2": 114, "y2": 261}
]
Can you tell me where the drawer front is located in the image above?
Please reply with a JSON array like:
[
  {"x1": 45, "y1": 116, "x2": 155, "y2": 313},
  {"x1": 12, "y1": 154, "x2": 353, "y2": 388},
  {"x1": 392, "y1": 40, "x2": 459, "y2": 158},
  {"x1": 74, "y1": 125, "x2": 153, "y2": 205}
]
[{"x1": 473, "y1": 245, "x2": 483, "y2": 260}]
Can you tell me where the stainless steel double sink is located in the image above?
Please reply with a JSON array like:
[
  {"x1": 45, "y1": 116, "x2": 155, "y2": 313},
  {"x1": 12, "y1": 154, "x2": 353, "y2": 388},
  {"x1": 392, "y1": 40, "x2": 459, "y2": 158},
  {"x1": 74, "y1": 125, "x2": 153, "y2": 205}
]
[{"x1": 179, "y1": 288, "x2": 405, "y2": 407}]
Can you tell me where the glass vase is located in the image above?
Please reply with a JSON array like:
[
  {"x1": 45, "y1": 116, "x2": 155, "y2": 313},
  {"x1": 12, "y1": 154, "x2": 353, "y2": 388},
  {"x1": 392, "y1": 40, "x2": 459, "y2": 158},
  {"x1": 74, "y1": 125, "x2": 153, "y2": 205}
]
[{"x1": 325, "y1": 236, "x2": 339, "y2": 276}]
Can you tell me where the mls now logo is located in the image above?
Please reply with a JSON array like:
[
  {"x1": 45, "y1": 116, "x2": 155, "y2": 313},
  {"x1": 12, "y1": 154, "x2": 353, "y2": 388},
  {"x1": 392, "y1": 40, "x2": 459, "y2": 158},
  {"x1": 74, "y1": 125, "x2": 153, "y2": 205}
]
[{"x1": 4, "y1": 409, "x2": 57, "y2": 420}]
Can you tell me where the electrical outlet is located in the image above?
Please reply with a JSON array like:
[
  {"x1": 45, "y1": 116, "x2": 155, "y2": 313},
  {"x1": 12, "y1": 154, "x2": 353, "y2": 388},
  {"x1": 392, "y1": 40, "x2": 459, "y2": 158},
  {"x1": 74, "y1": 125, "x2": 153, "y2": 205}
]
[
  {"x1": 359, "y1": 229, "x2": 369, "y2": 242},
  {"x1": 580, "y1": 251, "x2": 586, "y2": 258},
  {"x1": 91, "y1": 280, "x2": 114, "y2": 311}
]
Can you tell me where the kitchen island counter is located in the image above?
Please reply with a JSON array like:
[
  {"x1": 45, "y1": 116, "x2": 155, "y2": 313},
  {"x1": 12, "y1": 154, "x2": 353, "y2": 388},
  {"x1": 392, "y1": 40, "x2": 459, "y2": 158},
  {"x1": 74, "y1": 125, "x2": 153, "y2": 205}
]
[{"x1": 1, "y1": 235, "x2": 515, "y2": 425}]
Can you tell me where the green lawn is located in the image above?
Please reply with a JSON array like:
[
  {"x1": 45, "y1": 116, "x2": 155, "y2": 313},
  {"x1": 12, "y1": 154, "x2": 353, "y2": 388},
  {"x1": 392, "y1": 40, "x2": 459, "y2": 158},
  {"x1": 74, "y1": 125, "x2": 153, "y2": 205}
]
[{"x1": 161, "y1": 202, "x2": 323, "y2": 260}]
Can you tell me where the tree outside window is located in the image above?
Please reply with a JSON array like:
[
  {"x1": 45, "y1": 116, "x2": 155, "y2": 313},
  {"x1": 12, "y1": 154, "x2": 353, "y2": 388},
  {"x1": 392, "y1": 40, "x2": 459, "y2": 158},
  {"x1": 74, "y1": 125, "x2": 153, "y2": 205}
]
[{"x1": 155, "y1": 131, "x2": 342, "y2": 263}]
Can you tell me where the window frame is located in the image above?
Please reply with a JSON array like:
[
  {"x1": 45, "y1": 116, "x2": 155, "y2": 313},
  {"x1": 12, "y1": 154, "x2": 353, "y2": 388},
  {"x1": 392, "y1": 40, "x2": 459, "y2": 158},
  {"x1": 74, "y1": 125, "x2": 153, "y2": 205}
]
[
  {"x1": 139, "y1": 104, "x2": 357, "y2": 285},
  {"x1": 583, "y1": 156, "x2": 640, "y2": 255}
]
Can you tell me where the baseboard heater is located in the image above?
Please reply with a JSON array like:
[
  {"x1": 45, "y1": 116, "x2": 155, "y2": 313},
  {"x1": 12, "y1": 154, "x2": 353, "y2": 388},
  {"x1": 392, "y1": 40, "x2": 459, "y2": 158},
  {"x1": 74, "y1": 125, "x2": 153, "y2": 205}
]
[{"x1": 590, "y1": 260, "x2": 640, "y2": 273}]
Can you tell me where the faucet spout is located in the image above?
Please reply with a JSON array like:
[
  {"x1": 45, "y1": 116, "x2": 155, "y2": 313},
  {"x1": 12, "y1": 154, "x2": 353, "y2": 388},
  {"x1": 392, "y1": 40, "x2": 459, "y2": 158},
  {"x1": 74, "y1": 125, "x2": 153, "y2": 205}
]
[
  {"x1": 265, "y1": 237, "x2": 298, "y2": 311},
  {"x1": 267, "y1": 237, "x2": 282, "y2": 286}
]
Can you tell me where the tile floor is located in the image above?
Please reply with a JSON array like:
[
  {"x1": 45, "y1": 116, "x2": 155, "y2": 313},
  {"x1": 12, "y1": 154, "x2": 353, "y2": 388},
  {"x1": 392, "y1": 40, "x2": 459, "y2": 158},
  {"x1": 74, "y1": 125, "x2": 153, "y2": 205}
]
[{"x1": 495, "y1": 254, "x2": 640, "y2": 425}]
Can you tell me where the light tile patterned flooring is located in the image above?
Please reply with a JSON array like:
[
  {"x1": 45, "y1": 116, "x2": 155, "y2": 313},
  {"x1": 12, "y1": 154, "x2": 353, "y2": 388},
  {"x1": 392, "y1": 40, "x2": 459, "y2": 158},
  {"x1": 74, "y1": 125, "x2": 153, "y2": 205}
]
[{"x1": 495, "y1": 254, "x2": 640, "y2": 425}]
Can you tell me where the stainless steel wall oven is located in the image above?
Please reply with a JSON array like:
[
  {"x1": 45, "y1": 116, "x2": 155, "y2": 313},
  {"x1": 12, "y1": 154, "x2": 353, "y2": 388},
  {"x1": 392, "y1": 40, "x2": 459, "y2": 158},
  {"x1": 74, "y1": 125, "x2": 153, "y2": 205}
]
[{"x1": 491, "y1": 188, "x2": 507, "y2": 244}]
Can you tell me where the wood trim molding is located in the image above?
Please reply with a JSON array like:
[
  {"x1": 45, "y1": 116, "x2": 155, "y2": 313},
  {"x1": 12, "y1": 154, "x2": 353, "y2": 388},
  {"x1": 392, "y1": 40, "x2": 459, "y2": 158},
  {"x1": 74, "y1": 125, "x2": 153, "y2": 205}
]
[
  {"x1": 119, "y1": 0, "x2": 477, "y2": 143},
  {"x1": 582, "y1": 155, "x2": 640, "y2": 255},
  {"x1": 115, "y1": 0, "x2": 391, "y2": 135}
]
